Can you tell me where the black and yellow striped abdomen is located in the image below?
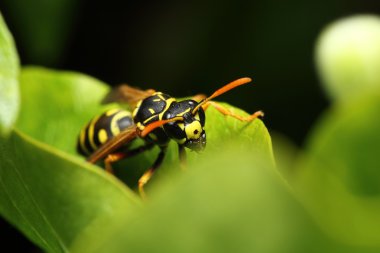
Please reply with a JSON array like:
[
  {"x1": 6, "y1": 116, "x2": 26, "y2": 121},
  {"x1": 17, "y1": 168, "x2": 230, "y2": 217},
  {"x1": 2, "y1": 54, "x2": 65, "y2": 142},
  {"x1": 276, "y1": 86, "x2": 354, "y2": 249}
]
[{"x1": 77, "y1": 108, "x2": 134, "y2": 156}]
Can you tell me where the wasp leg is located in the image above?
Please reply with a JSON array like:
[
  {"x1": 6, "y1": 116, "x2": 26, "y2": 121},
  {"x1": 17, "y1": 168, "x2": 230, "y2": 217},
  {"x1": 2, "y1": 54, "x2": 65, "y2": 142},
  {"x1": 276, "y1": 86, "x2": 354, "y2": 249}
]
[
  {"x1": 203, "y1": 101, "x2": 264, "y2": 122},
  {"x1": 138, "y1": 146, "x2": 167, "y2": 199},
  {"x1": 178, "y1": 144, "x2": 187, "y2": 171},
  {"x1": 104, "y1": 143, "x2": 154, "y2": 174},
  {"x1": 104, "y1": 153, "x2": 123, "y2": 174}
]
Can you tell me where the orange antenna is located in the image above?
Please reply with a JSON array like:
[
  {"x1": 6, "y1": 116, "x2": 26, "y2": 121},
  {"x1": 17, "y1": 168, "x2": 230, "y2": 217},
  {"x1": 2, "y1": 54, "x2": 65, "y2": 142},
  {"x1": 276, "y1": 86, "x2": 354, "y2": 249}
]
[
  {"x1": 139, "y1": 116, "x2": 184, "y2": 137},
  {"x1": 192, "y1": 77, "x2": 252, "y2": 114}
]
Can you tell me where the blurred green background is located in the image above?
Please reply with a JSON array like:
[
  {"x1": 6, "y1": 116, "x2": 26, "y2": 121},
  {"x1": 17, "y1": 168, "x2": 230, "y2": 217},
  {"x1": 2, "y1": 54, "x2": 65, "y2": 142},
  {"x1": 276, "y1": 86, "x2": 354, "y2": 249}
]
[{"x1": 1, "y1": 0, "x2": 380, "y2": 251}]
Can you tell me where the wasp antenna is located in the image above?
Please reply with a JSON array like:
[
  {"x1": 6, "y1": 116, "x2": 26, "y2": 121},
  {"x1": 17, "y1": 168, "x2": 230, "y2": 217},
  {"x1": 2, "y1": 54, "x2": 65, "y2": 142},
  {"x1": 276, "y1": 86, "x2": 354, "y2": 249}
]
[
  {"x1": 192, "y1": 77, "x2": 252, "y2": 114},
  {"x1": 140, "y1": 116, "x2": 184, "y2": 137}
]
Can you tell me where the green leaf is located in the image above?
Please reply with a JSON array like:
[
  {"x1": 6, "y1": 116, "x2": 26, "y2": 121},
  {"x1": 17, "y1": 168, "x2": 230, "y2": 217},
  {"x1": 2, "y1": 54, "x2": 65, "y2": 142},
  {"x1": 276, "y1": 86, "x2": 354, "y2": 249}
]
[
  {"x1": 295, "y1": 92, "x2": 380, "y2": 247},
  {"x1": 0, "y1": 130, "x2": 139, "y2": 253},
  {"x1": 16, "y1": 66, "x2": 110, "y2": 155},
  {"x1": 315, "y1": 15, "x2": 380, "y2": 101},
  {"x1": 0, "y1": 12, "x2": 20, "y2": 136},
  {"x1": 71, "y1": 145, "x2": 334, "y2": 253},
  {"x1": 0, "y1": 67, "x2": 140, "y2": 253}
]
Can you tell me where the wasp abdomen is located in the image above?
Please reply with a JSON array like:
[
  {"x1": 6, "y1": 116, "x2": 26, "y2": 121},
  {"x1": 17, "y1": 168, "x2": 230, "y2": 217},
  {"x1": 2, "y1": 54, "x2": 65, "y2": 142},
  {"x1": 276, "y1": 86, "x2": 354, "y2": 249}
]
[{"x1": 77, "y1": 108, "x2": 134, "y2": 156}]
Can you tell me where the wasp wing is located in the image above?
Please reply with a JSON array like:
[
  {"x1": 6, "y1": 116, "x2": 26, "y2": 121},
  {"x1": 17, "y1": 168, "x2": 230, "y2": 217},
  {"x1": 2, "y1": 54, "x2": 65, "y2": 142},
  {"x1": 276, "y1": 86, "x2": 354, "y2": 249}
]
[
  {"x1": 87, "y1": 126, "x2": 138, "y2": 163},
  {"x1": 102, "y1": 84, "x2": 155, "y2": 108}
]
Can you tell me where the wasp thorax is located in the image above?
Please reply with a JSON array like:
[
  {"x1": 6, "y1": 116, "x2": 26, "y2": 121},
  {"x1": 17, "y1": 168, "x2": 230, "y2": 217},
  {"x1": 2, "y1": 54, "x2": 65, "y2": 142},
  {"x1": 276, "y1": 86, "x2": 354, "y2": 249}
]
[{"x1": 163, "y1": 100, "x2": 206, "y2": 151}]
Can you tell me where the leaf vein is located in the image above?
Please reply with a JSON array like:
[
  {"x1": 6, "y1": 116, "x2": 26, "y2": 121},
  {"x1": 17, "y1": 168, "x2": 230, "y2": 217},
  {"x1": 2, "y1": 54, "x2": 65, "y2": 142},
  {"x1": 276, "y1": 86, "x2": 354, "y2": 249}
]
[{"x1": 9, "y1": 159, "x2": 70, "y2": 253}]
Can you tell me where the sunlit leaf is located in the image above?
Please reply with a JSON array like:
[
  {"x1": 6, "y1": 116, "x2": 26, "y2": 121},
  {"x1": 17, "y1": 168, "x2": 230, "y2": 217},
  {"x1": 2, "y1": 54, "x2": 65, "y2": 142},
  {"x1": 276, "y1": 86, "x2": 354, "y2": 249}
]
[
  {"x1": 0, "y1": 12, "x2": 19, "y2": 136},
  {"x1": 0, "y1": 67, "x2": 140, "y2": 253},
  {"x1": 17, "y1": 66, "x2": 110, "y2": 155},
  {"x1": 0, "y1": 129, "x2": 140, "y2": 253}
]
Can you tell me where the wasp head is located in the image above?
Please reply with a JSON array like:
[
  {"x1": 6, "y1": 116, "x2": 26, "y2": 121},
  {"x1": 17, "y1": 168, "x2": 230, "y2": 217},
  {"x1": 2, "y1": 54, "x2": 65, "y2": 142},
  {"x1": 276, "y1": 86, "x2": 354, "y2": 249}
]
[{"x1": 163, "y1": 100, "x2": 206, "y2": 152}]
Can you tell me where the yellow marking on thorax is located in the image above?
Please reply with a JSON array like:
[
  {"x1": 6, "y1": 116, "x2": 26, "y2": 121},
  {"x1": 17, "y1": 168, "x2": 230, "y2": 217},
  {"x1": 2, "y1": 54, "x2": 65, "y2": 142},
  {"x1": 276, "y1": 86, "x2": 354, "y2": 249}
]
[
  {"x1": 143, "y1": 115, "x2": 158, "y2": 125},
  {"x1": 133, "y1": 100, "x2": 143, "y2": 118},
  {"x1": 158, "y1": 97, "x2": 176, "y2": 120},
  {"x1": 176, "y1": 108, "x2": 191, "y2": 117},
  {"x1": 136, "y1": 100, "x2": 143, "y2": 108},
  {"x1": 79, "y1": 126, "x2": 91, "y2": 155},
  {"x1": 88, "y1": 115, "x2": 101, "y2": 150},
  {"x1": 110, "y1": 111, "x2": 131, "y2": 136},
  {"x1": 137, "y1": 122, "x2": 145, "y2": 131},
  {"x1": 98, "y1": 129, "x2": 108, "y2": 144},
  {"x1": 132, "y1": 108, "x2": 138, "y2": 118},
  {"x1": 148, "y1": 108, "x2": 155, "y2": 114},
  {"x1": 185, "y1": 121, "x2": 202, "y2": 140},
  {"x1": 156, "y1": 93, "x2": 165, "y2": 100}
]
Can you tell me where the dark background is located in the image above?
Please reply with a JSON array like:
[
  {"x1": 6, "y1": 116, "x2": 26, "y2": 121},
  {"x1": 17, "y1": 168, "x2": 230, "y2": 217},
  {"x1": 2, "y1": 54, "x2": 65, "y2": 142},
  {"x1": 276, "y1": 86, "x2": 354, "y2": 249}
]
[{"x1": 1, "y1": 0, "x2": 379, "y2": 251}]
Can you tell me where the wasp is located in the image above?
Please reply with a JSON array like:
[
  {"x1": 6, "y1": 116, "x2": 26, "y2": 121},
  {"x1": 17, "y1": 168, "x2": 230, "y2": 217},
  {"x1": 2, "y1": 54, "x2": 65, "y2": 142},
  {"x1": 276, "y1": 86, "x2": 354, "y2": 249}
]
[{"x1": 77, "y1": 77, "x2": 263, "y2": 198}]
